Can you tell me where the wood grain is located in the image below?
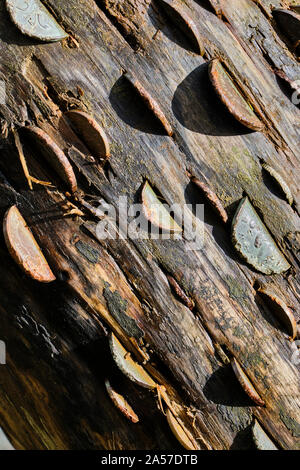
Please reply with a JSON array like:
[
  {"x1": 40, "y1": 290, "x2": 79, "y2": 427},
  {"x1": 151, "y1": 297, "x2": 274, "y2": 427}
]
[{"x1": 0, "y1": 0, "x2": 298, "y2": 449}]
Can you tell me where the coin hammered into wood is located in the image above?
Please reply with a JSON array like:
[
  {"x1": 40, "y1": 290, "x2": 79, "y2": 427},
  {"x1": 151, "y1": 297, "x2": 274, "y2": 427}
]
[
  {"x1": 231, "y1": 358, "x2": 265, "y2": 407},
  {"x1": 166, "y1": 409, "x2": 200, "y2": 450},
  {"x1": 6, "y1": 0, "x2": 68, "y2": 42},
  {"x1": 262, "y1": 163, "x2": 294, "y2": 205},
  {"x1": 190, "y1": 176, "x2": 228, "y2": 224},
  {"x1": 105, "y1": 379, "x2": 139, "y2": 423},
  {"x1": 167, "y1": 275, "x2": 195, "y2": 310},
  {"x1": 252, "y1": 420, "x2": 278, "y2": 450},
  {"x1": 124, "y1": 73, "x2": 173, "y2": 136},
  {"x1": 155, "y1": 0, "x2": 205, "y2": 55},
  {"x1": 209, "y1": 59, "x2": 264, "y2": 131},
  {"x1": 109, "y1": 333, "x2": 156, "y2": 389},
  {"x1": 0, "y1": 0, "x2": 299, "y2": 452},
  {"x1": 3, "y1": 205, "x2": 56, "y2": 283},
  {"x1": 65, "y1": 110, "x2": 111, "y2": 162},
  {"x1": 257, "y1": 287, "x2": 297, "y2": 340},
  {"x1": 24, "y1": 126, "x2": 77, "y2": 193},
  {"x1": 141, "y1": 181, "x2": 182, "y2": 233},
  {"x1": 231, "y1": 197, "x2": 290, "y2": 274}
]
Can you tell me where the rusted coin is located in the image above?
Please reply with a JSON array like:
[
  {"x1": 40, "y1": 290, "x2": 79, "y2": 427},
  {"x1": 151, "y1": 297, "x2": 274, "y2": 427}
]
[
  {"x1": 105, "y1": 379, "x2": 139, "y2": 423},
  {"x1": 231, "y1": 358, "x2": 265, "y2": 406},
  {"x1": 24, "y1": 126, "x2": 77, "y2": 193},
  {"x1": 273, "y1": 9, "x2": 300, "y2": 44},
  {"x1": 65, "y1": 110, "x2": 110, "y2": 162},
  {"x1": 167, "y1": 275, "x2": 195, "y2": 310},
  {"x1": 125, "y1": 73, "x2": 173, "y2": 137},
  {"x1": 166, "y1": 409, "x2": 200, "y2": 450},
  {"x1": 3, "y1": 205, "x2": 56, "y2": 283},
  {"x1": 6, "y1": 0, "x2": 68, "y2": 42},
  {"x1": 156, "y1": 0, "x2": 204, "y2": 55},
  {"x1": 262, "y1": 163, "x2": 293, "y2": 205},
  {"x1": 109, "y1": 334, "x2": 156, "y2": 390},
  {"x1": 232, "y1": 197, "x2": 290, "y2": 274},
  {"x1": 209, "y1": 59, "x2": 264, "y2": 132},
  {"x1": 141, "y1": 181, "x2": 182, "y2": 233},
  {"x1": 191, "y1": 176, "x2": 228, "y2": 223},
  {"x1": 258, "y1": 287, "x2": 297, "y2": 340},
  {"x1": 252, "y1": 420, "x2": 278, "y2": 450}
]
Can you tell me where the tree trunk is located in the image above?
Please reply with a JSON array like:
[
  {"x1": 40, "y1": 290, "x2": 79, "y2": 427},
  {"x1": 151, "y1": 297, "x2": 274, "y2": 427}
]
[{"x1": 0, "y1": 0, "x2": 299, "y2": 450}]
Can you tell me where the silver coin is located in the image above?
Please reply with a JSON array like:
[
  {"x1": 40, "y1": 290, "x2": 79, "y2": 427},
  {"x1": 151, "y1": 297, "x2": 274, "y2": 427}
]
[
  {"x1": 6, "y1": 0, "x2": 68, "y2": 42},
  {"x1": 232, "y1": 197, "x2": 290, "y2": 274}
]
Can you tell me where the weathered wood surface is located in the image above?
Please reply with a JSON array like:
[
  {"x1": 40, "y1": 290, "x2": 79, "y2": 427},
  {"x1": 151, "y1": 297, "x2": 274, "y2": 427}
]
[{"x1": 0, "y1": 0, "x2": 299, "y2": 450}]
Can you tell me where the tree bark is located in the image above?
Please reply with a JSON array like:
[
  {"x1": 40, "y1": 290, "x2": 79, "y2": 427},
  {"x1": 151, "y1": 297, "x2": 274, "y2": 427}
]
[{"x1": 0, "y1": 0, "x2": 299, "y2": 450}]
